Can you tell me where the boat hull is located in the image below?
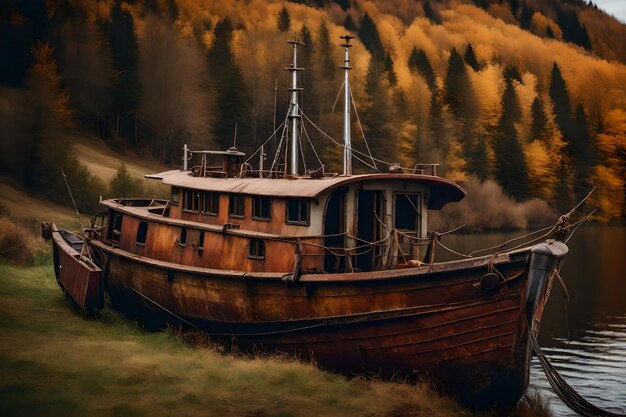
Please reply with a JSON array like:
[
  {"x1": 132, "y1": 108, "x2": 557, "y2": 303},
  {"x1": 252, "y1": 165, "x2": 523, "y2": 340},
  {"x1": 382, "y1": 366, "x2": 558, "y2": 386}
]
[
  {"x1": 88, "y1": 239, "x2": 563, "y2": 410},
  {"x1": 48, "y1": 227, "x2": 103, "y2": 313}
]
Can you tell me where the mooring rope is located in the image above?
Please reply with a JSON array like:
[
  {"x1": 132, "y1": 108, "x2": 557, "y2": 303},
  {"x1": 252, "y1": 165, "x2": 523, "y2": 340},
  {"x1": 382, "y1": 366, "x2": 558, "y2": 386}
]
[{"x1": 530, "y1": 323, "x2": 625, "y2": 417}]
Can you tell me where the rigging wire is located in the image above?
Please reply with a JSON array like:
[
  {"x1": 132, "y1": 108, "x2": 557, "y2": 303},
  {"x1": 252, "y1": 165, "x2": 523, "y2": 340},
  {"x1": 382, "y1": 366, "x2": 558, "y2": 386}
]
[
  {"x1": 300, "y1": 117, "x2": 324, "y2": 169},
  {"x1": 243, "y1": 117, "x2": 287, "y2": 166},
  {"x1": 325, "y1": 79, "x2": 346, "y2": 133},
  {"x1": 467, "y1": 223, "x2": 557, "y2": 257},
  {"x1": 269, "y1": 123, "x2": 289, "y2": 174},
  {"x1": 349, "y1": 87, "x2": 379, "y2": 172},
  {"x1": 301, "y1": 111, "x2": 379, "y2": 171},
  {"x1": 298, "y1": 119, "x2": 308, "y2": 174},
  {"x1": 564, "y1": 208, "x2": 597, "y2": 244}
]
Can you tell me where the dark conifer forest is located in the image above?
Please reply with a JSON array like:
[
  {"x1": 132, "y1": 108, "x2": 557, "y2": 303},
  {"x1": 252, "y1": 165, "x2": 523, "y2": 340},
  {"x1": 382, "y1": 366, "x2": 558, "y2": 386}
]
[{"x1": 1, "y1": 0, "x2": 624, "y2": 221}]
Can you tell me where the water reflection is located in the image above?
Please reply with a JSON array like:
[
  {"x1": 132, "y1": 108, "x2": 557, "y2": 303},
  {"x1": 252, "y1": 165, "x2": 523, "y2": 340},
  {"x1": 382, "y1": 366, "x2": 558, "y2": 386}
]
[{"x1": 436, "y1": 226, "x2": 626, "y2": 416}]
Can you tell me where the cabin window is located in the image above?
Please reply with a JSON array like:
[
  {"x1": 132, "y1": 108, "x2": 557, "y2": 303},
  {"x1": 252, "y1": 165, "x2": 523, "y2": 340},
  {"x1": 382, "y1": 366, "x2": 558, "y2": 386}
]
[
  {"x1": 179, "y1": 227, "x2": 187, "y2": 246},
  {"x1": 229, "y1": 194, "x2": 245, "y2": 218},
  {"x1": 395, "y1": 193, "x2": 420, "y2": 230},
  {"x1": 197, "y1": 230, "x2": 205, "y2": 254},
  {"x1": 108, "y1": 211, "x2": 123, "y2": 242},
  {"x1": 136, "y1": 221, "x2": 148, "y2": 245},
  {"x1": 286, "y1": 199, "x2": 310, "y2": 226},
  {"x1": 202, "y1": 192, "x2": 219, "y2": 216},
  {"x1": 248, "y1": 239, "x2": 265, "y2": 260},
  {"x1": 171, "y1": 188, "x2": 179, "y2": 205},
  {"x1": 183, "y1": 189, "x2": 200, "y2": 213},
  {"x1": 252, "y1": 197, "x2": 271, "y2": 221}
]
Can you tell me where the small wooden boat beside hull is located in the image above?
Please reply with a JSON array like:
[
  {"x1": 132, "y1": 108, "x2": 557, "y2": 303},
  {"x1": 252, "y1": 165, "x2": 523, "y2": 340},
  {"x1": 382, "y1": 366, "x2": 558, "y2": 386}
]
[
  {"x1": 87, "y1": 237, "x2": 567, "y2": 409},
  {"x1": 42, "y1": 223, "x2": 103, "y2": 314}
]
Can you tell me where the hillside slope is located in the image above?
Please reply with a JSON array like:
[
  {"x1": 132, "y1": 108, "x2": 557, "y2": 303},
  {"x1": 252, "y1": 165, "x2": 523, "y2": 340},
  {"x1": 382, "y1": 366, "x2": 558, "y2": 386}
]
[{"x1": 0, "y1": 0, "x2": 624, "y2": 223}]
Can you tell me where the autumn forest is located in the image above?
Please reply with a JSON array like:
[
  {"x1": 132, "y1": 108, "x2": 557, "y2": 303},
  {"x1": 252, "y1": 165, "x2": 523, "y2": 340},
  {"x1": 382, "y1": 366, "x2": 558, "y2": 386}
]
[{"x1": 1, "y1": 0, "x2": 625, "y2": 223}]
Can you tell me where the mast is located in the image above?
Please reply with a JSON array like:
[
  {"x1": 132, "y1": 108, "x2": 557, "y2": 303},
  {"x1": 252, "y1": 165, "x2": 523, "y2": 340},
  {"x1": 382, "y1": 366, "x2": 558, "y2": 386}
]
[
  {"x1": 340, "y1": 35, "x2": 354, "y2": 176},
  {"x1": 286, "y1": 39, "x2": 305, "y2": 176}
]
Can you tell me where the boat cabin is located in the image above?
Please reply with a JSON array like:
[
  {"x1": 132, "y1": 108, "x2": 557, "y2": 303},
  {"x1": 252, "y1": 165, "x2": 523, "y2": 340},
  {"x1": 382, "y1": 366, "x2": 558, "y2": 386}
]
[
  {"x1": 96, "y1": 152, "x2": 464, "y2": 276},
  {"x1": 93, "y1": 39, "x2": 465, "y2": 277}
]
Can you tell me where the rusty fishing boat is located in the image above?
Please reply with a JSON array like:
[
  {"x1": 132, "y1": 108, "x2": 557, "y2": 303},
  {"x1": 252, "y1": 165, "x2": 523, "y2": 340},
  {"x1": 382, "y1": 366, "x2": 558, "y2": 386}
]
[{"x1": 43, "y1": 37, "x2": 573, "y2": 410}]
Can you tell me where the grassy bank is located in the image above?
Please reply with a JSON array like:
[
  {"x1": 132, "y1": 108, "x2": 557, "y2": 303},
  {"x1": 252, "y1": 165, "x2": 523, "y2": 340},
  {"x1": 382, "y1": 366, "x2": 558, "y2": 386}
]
[
  {"x1": 0, "y1": 262, "x2": 550, "y2": 417},
  {"x1": 0, "y1": 263, "x2": 461, "y2": 417}
]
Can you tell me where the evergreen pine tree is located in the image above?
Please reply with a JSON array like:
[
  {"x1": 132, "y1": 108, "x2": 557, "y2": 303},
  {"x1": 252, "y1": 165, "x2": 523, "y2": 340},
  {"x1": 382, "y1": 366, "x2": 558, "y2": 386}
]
[
  {"x1": 0, "y1": 0, "x2": 50, "y2": 87},
  {"x1": 554, "y1": 160, "x2": 573, "y2": 212},
  {"x1": 549, "y1": 62, "x2": 572, "y2": 136},
  {"x1": 362, "y1": 56, "x2": 395, "y2": 163},
  {"x1": 443, "y1": 47, "x2": 471, "y2": 120},
  {"x1": 277, "y1": 6, "x2": 291, "y2": 33},
  {"x1": 300, "y1": 25, "x2": 314, "y2": 76},
  {"x1": 423, "y1": 0, "x2": 442, "y2": 24},
  {"x1": 530, "y1": 96, "x2": 549, "y2": 142},
  {"x1": 520, "y1": 5, "x2": 533, "y2": 29},
  {"x1": 334, "y1": 0, "x2": 350, "y2": 10},
  {"x1": 166, "y1": 0, "x2": 179, "y2": 23},
  {"x1": 473, "y1": 0, "x2": 490, "y2": 10},
  {"x1": 299, "y1": 25, "x2": 315, "y2": 101},
  {"x1": 463, "y1": 43, "x2": 481, "y2": 72},
  {"x1": 343, "y1": 14, "x2": 355, "y2": 31},
  {"x1": 492, "y1": 74, "x2": 530, "y2": 200},
  {"x1": 570, "y1": 104, "x2": 597, "y2": 201},
  {"x1": 509, "y1": 0, "x2": 520, "y2": 16},
  {"x1": 142, "y1": 0, "x2": 160, "y2": 15},
  {"x1": 208, "y1": 19, "x2": 251, "y2": 151},
  {"x1": 384, "y1": 53, "x2": 398, "y2": 87},
  {"x1": 407, "y1": 47, "x2": 436, "y2": 91},
  {"x1": 103, "y1": 0, "x2": 140, "y2": 145},
  {"x1": 471, "y1": 135, "x2": 490, "y2": 181},
  {"x1": 358, "y1": 13, "x2": 398, "y2": 163},
  {"x1": 503, "y1": 65, "x2": 522, "y2": 83},
  {"x1": 317, "y1": 21, "x2": 335, "y2": 81},
  {"x1": 502, "y1": 71, "x2": 522, "y2": 121},
  {"x1": 429, "y1": 90, "x2": 446, "y2": 152},
  {"x1": 358, "y1": 13, "x2": 384, "y2": 61},
  {"x1": 556, "y1": 7, "x2": 591, "y2": 49},
  {"x1": 444, "y1": 47, "x2": 480, "y2": 174}
]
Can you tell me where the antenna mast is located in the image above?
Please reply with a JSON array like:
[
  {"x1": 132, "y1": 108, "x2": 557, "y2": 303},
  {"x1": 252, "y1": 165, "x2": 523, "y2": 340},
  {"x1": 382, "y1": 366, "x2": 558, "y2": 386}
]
[
  {"x1": 340, "y1": 35, "x2": 354, "y2": 176},
  {"x1": 286, "y1": 39, "x2": 305, "y2": 176}
]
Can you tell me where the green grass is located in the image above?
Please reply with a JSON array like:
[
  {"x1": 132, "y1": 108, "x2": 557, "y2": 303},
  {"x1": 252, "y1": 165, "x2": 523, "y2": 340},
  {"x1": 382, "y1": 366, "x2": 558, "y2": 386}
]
[{"x1": 0, "y1": 261, "x2": 550, "y2": 417}]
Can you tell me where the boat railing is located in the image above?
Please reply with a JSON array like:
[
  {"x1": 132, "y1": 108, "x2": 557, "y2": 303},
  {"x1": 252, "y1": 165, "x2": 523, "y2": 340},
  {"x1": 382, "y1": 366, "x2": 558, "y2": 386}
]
[
  {"x1": 297, "y1": 230, "x2": 433, "y2": 272},
  {"x1": 191, "y1": 164, "x2": 227, "y2": 178},
  {"x1": 412, "y1": 163, "x2": 439, "y2": 176},
  {"x1": 113, "y1": 198, "x2": 168, "y2": 207}
]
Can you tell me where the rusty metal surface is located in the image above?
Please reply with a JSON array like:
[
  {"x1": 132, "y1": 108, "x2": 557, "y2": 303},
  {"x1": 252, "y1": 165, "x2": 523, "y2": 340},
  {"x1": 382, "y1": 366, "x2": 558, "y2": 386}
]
[
  {"x1": 100, "y1": 199, "x2": 319, "y2": 239},
  {"x1": 99, "y1": 244, "x2": 527, "y2": 323},
  {"x1": 95, "y1": 246, "x2": 536, "y2": 410},
  {"x1": 154, "y1": 172, "x2": 465, "y2": 210},
  {"x1": 96, "y1": 202, "x2": 530, "y2": 276}
]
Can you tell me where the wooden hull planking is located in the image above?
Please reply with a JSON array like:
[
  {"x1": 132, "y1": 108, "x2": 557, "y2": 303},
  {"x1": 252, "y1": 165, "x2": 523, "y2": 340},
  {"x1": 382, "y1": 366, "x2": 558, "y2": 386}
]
[
  {"x1": 89, "y1": 239, "x2": 551, "y2": 410},
  {"x1": 51, "y1": 228, "x2": 103, "y2": 313}
]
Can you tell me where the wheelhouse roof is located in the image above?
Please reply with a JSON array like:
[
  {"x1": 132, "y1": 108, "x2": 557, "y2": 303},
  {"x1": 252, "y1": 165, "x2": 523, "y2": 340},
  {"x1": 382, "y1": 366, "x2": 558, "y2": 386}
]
[{"x1": 146, "y1": 171, "x2": 466, "y2": 210}]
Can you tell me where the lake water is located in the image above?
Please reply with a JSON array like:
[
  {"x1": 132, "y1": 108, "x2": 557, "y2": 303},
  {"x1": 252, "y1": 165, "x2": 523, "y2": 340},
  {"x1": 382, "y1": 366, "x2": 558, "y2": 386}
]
[{"x1": 436, "y1": 226, "x2": 626, "y2": 416}]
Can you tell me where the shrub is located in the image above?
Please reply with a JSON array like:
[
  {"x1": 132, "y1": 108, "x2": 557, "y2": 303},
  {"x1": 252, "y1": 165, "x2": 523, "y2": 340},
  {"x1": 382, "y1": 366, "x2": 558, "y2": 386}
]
[
  {"x1": 37, "y1": 150, "x2": 107, "y2": 214},
  {"x1": 0, "y1": 217, "x2": 40, "y2": 265},
  {"x1": 0, "y1": 202, "x2": 10, "y2": 218},
  {"x1": 510, "y1": 389, "x2": 553, "y2": 417},
  {"x1": 108, "y1": 163, "x2": 143, "y2": 198}
]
